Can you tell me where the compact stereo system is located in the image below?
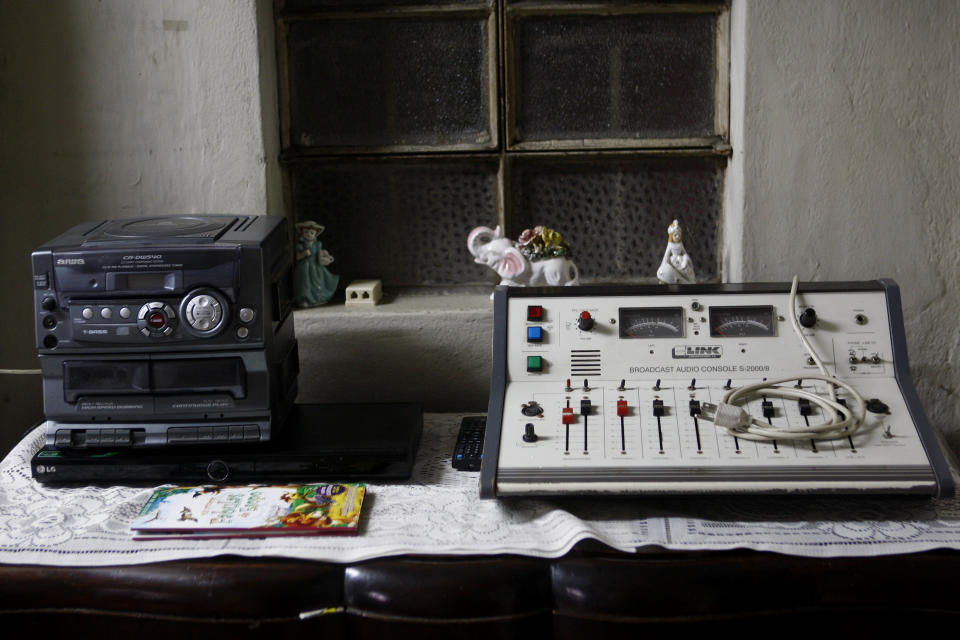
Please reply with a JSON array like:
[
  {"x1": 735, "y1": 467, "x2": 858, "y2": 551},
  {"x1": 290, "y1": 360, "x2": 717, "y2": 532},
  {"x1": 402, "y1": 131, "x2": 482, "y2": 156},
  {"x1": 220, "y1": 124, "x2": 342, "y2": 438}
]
[
  {"x1": 31, "y1": 215, "x2": 298, "y2": 451},
  {"x1": 480, "y1": 282, "x2": 954, "y2": 498},
  {"x1": 29, "y1": 215, "x2": 423, "y2": 485}
]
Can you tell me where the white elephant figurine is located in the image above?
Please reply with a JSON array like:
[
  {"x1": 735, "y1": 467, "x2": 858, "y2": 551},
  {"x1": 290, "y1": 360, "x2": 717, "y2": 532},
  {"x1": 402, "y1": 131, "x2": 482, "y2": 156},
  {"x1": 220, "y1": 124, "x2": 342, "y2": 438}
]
[{"x1": 467, "y1": 225, "x2": 580, "y2": 287}]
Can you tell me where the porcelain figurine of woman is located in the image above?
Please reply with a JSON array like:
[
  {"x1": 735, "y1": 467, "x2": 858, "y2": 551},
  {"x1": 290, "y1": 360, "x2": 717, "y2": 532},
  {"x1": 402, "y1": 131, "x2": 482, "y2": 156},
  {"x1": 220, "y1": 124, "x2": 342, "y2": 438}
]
[
  {"x1": 294, "y1": 220, "x2": 339, "y2": 307},
  {"x1": 656, "y1": 219, "x2": 696, "y2": 285}
]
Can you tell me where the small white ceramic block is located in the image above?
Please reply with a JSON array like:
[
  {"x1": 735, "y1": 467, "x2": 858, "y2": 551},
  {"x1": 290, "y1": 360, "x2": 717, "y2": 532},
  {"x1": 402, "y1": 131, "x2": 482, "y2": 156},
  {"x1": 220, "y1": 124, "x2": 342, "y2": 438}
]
[{"x1": 345, "y1": 279, "x2": 383, "y2": 305}]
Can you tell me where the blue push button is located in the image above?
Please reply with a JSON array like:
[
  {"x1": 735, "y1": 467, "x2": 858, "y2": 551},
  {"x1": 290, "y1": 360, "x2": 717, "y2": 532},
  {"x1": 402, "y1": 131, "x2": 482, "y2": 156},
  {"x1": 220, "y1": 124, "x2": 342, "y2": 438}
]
[{"x1": 527, "y1": 326, "x2": 543, "y2": 342}]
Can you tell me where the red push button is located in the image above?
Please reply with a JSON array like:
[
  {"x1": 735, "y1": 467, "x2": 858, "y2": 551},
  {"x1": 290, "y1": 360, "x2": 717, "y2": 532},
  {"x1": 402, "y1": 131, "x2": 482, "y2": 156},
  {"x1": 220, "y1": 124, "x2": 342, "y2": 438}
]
[
  {"x1": 527, "y1": 305, "x2": 543, "y2": 321},
  {"x1": 147, "y1": 311, "x2": 166, "y2": 329}
]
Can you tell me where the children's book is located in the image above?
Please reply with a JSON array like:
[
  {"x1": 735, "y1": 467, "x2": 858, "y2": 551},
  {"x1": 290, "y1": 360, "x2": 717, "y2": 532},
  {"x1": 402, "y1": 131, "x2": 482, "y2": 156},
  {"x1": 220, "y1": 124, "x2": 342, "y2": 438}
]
[{"x1": 131, "y1": 483, "x2": 365, "y2": 540}]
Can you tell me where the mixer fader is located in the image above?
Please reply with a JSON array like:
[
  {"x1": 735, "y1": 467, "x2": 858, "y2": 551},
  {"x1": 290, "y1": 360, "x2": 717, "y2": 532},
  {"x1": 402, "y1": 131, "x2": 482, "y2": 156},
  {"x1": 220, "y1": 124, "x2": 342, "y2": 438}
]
[{"x1": 479, "y1": 281, "x2": 954, "y2": 498}]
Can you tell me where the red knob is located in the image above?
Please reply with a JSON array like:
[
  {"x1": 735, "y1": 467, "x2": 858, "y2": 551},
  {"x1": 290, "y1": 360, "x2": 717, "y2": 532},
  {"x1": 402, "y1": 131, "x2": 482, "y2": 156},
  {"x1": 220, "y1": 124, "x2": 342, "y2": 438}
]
[{"x1": 577, "y1": 311, "x2": 595, "y2": 331}]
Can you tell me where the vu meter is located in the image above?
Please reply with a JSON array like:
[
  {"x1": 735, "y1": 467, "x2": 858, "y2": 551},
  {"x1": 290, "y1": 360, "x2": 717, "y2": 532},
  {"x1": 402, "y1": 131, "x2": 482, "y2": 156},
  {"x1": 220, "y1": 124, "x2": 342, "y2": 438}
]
[
  {"x1": 619, "y1": 307, "x2": 684, "y2": 339},
  {"x1": 709, "y1": 305, "x2": 776, "y2": 338}
]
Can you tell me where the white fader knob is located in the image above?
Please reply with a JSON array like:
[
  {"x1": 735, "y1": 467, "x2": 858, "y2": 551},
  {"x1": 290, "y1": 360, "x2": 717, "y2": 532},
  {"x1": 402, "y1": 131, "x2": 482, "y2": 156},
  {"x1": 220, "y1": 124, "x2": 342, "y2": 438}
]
[{"x1": 180, "y1": 289, "x2": 228, "y2": 337}]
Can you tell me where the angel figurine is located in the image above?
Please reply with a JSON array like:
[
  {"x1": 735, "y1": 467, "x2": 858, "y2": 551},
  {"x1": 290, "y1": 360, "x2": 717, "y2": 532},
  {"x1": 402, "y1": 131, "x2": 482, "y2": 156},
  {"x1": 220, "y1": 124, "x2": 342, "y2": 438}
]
[
  {"x1": 656, "y1": 219, "x2": 696, "y2": 284},
  {"x1": 294, "y1": 220, "x2": 339, "y2": 307}
]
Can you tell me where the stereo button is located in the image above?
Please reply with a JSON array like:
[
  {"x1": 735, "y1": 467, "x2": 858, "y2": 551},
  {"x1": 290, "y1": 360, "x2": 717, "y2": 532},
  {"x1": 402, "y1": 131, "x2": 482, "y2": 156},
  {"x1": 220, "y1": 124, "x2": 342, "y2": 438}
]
[
  {"x1": 100, "y1": 307, "x2": 113, "y2": 319},
  {"x1": 119, "y1": 306, "x2": 132, "y2": 319},
  {"x1": 82, "y1": 307, "x2": 94, "y2": 319},
  {"x1": 238, "y1": 307, "x2": 255, "y2": 323}
]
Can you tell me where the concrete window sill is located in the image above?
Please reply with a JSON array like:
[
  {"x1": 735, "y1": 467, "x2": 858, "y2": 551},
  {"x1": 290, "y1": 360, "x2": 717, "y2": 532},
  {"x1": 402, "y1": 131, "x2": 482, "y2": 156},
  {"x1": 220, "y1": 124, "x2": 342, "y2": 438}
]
[{"x1": 293, "y1": 289, "x2": 495, "y2": 412}]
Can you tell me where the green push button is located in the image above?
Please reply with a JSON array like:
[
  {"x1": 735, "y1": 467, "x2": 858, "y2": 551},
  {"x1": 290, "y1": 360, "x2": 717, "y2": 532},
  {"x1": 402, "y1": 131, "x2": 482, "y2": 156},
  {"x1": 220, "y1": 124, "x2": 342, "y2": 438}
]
[{"x1": 526, "y1": 355, "x2": 543, "y2": 372}]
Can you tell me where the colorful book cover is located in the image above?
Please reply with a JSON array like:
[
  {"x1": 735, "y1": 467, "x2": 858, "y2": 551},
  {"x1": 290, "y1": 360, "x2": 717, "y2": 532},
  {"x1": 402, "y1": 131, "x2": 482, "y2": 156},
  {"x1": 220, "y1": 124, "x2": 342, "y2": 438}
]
[{"x1": 131, "y1": 484, "x2": 365, "y2": 538}]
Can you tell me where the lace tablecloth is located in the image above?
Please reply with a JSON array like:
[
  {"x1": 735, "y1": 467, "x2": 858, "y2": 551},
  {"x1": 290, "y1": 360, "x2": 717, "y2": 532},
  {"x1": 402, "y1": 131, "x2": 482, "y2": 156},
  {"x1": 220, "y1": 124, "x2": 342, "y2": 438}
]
[{"x1": 2, "y1": 414, "x2": 960, "y2": 566}]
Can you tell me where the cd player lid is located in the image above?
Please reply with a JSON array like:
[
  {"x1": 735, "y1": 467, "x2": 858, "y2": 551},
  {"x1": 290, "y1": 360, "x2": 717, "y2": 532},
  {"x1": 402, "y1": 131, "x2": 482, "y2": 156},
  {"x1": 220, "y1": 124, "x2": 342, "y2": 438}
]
[{"x1": 80, "y1": 215, "x2": 244, "y2": 245}]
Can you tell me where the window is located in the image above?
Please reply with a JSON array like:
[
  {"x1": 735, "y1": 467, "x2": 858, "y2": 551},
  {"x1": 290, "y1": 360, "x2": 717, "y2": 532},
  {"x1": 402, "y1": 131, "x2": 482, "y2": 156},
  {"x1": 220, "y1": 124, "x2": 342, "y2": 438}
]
[{"x1": 276, "y1": 0, "x2": 729, "y2": 286}]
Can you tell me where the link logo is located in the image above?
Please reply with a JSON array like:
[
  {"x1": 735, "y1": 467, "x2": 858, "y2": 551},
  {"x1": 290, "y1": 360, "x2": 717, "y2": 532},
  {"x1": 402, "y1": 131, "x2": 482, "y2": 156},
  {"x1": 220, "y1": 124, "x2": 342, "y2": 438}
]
[{"x1": 673, "y1": 345, "x2": 722, "y2": 359}]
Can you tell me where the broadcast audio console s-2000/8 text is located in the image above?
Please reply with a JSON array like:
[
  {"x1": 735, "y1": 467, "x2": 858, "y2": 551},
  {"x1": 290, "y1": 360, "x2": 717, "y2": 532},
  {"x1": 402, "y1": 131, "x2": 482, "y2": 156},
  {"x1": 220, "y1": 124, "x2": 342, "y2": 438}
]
[{"x1": 479, "y1": 281, "x2": 954, "y2": 498}]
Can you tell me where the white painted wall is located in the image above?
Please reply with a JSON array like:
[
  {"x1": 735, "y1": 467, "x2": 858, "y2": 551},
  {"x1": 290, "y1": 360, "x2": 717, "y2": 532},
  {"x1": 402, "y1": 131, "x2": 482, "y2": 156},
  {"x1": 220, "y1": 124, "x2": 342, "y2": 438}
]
[
  {"x1": 740, "y1": 0, "x2": 960, "y2": 452},
  {"x1": 0, "y1": 0, "x2": 281, "y2": 451}
]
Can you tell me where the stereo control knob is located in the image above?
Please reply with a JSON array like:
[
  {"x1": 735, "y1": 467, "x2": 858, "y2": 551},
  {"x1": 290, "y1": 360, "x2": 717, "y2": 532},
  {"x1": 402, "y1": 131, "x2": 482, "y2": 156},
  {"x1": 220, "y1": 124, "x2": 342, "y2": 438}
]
[
  {"x1": 41, "y1": 297, "x2": 57, "y2": 311},
  {"x1": 180, "y1": 289, "x2": 229, "y2": 337},
  {"x1": 185, "y1": 295, "x2": 222, "y2": 331},
  {"x1": 799, "y1": 308, "x2": 817, "y2": 328}
]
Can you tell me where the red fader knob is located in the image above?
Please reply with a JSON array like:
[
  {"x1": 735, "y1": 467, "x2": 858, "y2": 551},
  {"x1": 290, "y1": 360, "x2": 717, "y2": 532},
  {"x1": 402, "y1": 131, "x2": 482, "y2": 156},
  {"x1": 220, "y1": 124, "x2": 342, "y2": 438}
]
[
  {"x1": 617, "y1": 400, "x2": 628, "y2": 417},
  {"x1": 562, "y1": 407, "x2": 574, "y2": 424}
]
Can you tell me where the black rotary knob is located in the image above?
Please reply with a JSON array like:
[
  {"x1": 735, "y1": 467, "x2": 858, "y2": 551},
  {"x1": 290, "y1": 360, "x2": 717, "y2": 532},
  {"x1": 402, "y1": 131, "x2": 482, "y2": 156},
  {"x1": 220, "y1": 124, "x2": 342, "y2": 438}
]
[
  {"x1": 577, "y1": 311, "x2": 595, "y2": 331},
  {"x1": 521, "y1": 402, "x2": 544, "y2": 417},
  {"x1": 799, "y1": 308, "x2": 817, "y2": 328},
  {"x1": 41, "y1": 296, "x2": 57, "y2": 311},
  {"x1": 866, "y1": 398, "x2": 890, "y2": 414},
  {"x1": 523, "y1": 423, "x2": 538, "y2": 443}
]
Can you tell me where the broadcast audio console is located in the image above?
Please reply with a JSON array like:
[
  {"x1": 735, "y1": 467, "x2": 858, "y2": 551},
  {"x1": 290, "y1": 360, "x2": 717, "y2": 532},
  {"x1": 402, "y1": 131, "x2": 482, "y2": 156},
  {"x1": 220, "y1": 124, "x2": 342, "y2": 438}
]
[{"x1": 479, "y1": 281, "x2": 954, "y2": 498}]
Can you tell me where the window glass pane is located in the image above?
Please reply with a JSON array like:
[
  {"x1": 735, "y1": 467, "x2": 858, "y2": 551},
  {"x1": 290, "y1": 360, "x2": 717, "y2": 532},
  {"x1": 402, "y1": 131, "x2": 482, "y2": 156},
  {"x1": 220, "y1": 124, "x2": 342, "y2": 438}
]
[
  {"x1": 511, "y1": 11, "x2": 717, "y2": 143},
  {"x1": 286, "y1": 16, "x2": 493, "y2": 150},
  {"x1": 290, "y1": 159, "x2": 500, "y2": 285},
  {"x1": 508, "y1": 156, "x2": 723, "y2": 282}
]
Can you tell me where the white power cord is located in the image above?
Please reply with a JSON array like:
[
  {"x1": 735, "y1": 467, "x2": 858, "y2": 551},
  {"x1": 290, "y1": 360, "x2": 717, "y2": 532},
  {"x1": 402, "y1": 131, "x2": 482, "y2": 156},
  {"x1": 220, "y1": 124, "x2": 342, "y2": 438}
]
[{"x1": 700, "y1": 276, "x2": 867, "y2": 442}]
